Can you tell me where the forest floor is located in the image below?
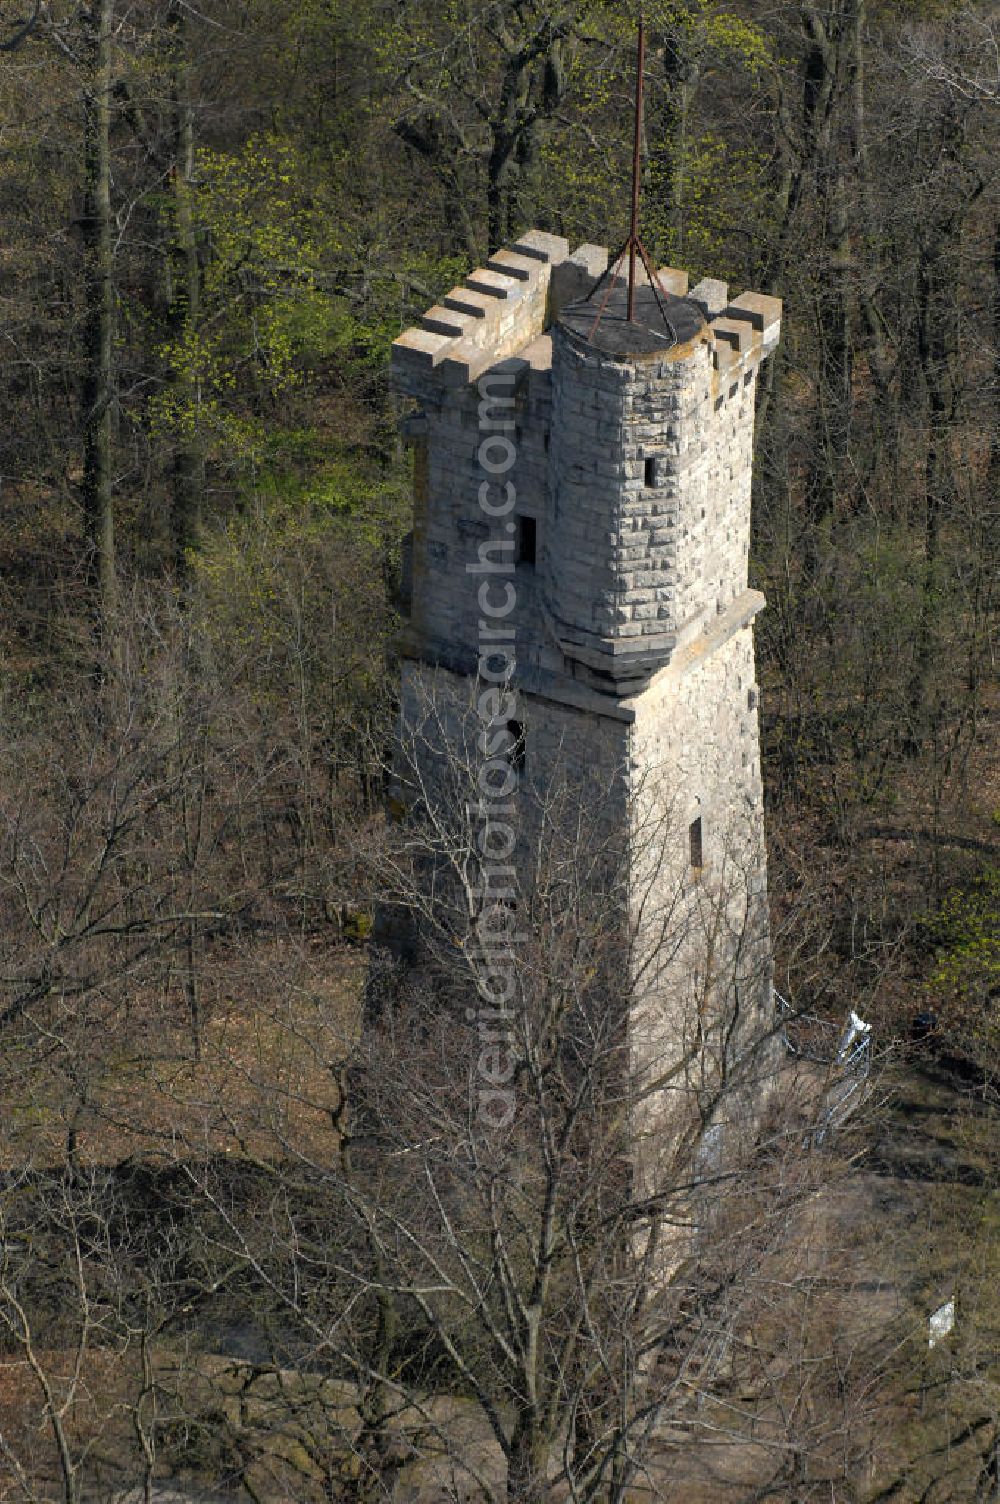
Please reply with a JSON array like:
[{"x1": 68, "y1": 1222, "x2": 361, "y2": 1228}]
[
  {"x1": 2, "y1": 915, "x2": 997, "y2": 1498},
  {"x1": 0, "y1": 941, "x2": 366, "y2": 1173},
  {"x1": 648, "y1": 1053, "x2": 1000, "y2": 1502}
]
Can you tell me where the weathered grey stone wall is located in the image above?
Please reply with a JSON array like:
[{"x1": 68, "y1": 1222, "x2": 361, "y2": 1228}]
[
  {"x1": 545, "y1": 329, "x2": 710, "y2": 652},
  {"x1": 398, "y1": 340, "x2": 553, "y2": 679},
  {"x1": 624, "y1": 621, "x2": 771, "y2": 1154},
  {"x1": 544, "y1": 323, "x2": 763, "y2": 669},
  {"x1": 399, "y1": 659, "x2": 630, "y2": 846}
]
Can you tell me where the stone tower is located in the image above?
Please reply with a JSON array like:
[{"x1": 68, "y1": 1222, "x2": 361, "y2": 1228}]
[{"x1": 390, "y1": 230, "x2": 781, "y2": 1154}]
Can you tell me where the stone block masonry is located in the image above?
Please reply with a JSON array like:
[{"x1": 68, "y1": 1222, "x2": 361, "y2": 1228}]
[
  {"x1": 390, "y1": 229, "x2": 781, "y2": 1201},
  {"x1": 392, "y1": 233, "x2": 780, "y2": 702}
]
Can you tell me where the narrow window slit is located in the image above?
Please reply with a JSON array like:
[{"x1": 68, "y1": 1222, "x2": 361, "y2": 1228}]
[
  {"x1": 689, "y1": 816, "x2": 704, "y2": 872},
  {"x1": 517, "y1": 515, "x2": 536, "y2": 567},
  {"x1": 506, "y1": 720, "x2": 525, "y2": 775}
]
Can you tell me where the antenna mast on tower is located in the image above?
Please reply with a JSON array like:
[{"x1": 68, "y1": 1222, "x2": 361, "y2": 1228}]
[
  {"x1": 627, "y1": 7, "x2": 646, "y2": 321},
  {"x1": 584, "y1": 8, "x2": 680, "y2": 344}
]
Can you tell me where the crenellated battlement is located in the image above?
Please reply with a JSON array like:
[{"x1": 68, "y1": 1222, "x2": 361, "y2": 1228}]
[
  {"x1": 392, "y1": 231, "x2": 781, "y2": 397},
  {"x1": 393, "y1": 230, "x2": 569, "y2": 390}
]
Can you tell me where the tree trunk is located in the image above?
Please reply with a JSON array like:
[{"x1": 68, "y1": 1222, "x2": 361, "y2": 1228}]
[
  {"x1": 907, "y1": 220, "x2": 959, "y2": 750},
  {"x1": 800, "y1": 0, "x2": 856, "y2": 536},
  {"x1": 80, "y1": 0, "x2": 116, "y2": 617},
  {"x1": 989, "y1": 219, "x2": 1000, "y2": 502},
  {"x1": 508, "y1": 1406, "x2": 547, "y2": 1503},
  {"x1": 809, "y1": 162, "x2": 853, "y2": 525},
  {"x1": 851, "y1": 0, "x2": 901, "y2": 497},
  {"x1": 487, "y1": 27, "x2": 567, "y2": 251},
  {"x1": 655, "y1": 9, "x2": 699, "y2": 259},
  {"x1": 168, "y1": 0, "x2": 204, "y2": 574}
]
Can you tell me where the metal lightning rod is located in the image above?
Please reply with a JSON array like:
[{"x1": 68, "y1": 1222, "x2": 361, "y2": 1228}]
[
  {"x1": 627, "y1": 9, "x2": 646, "y2": 323},
  {"x1": 585, "y1": 6, "x2": 680, "y2": 345}
]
